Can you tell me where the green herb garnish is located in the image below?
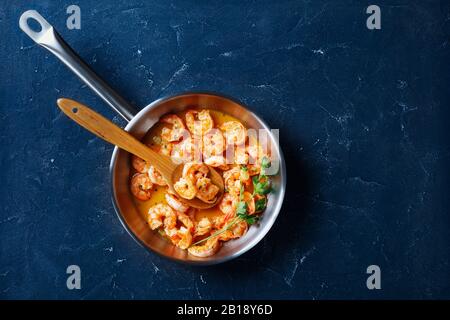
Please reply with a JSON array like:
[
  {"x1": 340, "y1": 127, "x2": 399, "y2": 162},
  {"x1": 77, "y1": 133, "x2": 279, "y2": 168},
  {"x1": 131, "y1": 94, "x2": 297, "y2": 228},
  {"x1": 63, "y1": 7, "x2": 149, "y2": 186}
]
[
  {"x1": 236, "y1": 201, "x2": 247, "y2": 215},
  {"x1": 255, "y1": 197, "x2": 267, "y2": 212},
  {"x1": 239, "y1": 184, "x2": 245, "y2": 200},
  {"x1": 191, "y1": 216, "x2": 240, "y2": 246},
  {"x1": 261, "y1": 156, "x2": 271, "y2": 169},
  {"x1": 240, "y1": 165, "x2": 249, "y2": 181},
  {"x1": 237, "y1": 212, "x2": 259, "y2": 225},
  {"x1": 253, "y1": 175, "x2": 271, "y2": 195},
  {"x1": 260, "y1": 156, "x2": 271, "y2": 175}
]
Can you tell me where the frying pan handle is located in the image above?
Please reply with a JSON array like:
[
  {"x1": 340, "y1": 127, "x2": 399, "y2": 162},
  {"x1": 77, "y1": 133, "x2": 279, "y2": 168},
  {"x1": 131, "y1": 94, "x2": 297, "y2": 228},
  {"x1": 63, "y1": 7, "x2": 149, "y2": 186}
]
[{"x1": 19, "y1": 10, "x2": 136, "y2": 122}]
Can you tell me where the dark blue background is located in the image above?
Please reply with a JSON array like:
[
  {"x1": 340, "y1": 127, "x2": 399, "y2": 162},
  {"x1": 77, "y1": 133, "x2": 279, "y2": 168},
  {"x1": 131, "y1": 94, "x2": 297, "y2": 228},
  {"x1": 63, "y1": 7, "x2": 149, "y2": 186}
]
[{"x1": 1, "y1": 0, "x2": 449, "y2": 299}]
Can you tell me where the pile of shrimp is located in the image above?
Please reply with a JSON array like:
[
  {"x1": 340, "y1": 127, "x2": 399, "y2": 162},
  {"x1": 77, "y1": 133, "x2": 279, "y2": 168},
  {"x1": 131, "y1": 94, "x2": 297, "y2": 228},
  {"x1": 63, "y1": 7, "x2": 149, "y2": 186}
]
[{"x1": 129, "y1": 109, "x2": 269, "y2": 257}]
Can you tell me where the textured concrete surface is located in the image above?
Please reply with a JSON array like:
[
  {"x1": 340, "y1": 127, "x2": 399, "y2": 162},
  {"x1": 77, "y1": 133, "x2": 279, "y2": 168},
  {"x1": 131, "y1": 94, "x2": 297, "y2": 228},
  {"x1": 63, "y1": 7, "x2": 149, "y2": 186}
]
[{"x1": 0, "y1": 0, "x2": 449, "y2": 299}]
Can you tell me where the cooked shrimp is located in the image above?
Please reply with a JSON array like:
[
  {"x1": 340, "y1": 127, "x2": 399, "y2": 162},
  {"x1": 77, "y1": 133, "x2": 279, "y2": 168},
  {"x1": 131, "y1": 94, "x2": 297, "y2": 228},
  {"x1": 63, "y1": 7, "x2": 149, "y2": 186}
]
[
  {"x1": 131, "y1": 155, "x2": 149, "y2": 173},
  {"x1": 171, "y1": 136, "x2": 194, "y2": 163},
  {"x1": 194, "y1": 217, "x2": 212, "y2": 237},
  {"x1": 231, "y1": 220, "x2": 248, "y2": 238},
  {"x1": 148, "y1": 165, "x2": 167, "y2": 186},
  {"x1": 185, "y1": 109, "x2": 214, "y2": 136},
  {"x1": 218, "y1": 230, "x2": 234, "y2": 241},
  {"x1": 174, "y1": 177, "x2": 197, "y2": 200},
  {"x1": 242, "y1": 191, "x2": 255, "y2": 214},
  {"x1": 188, "y1": 237, "x2": 220, "y2": 257},
  {"x1": 204, "y1": 155, "x2": 229, "y2": 170},
  {"x1": 246, "y1": 138, "x2": 258, "y2": 160},
  {"x1": 130, "y1": 173, "x2": 153, "y2": 201},
  {"x1": 182, "y1": 162, "x2": 209, "y2": 181},
  {"x1": 218, "y1": 221, "x2": 248, "y2": 241},
  {"x1": 166, "y1": 212, "x2": 194, "y2": 249},
  {"x1": 219, "y1": 193, "x2": 238, "y2": 218},
  {"x1": 223, "y1": 166, "x2": 244, "y2": 195},
  {"x1": 175, "y1": 227, "x2": 193, "y2": 250},
  {"x1": 247, "y1": 164, "x2": 261, "y2": 176},
  {"x1": 220, "y1": 121, "x2": 247, "y2": 145},
  {"x1": 196, "y1": 177, "x2": 220, "y2": 203},
  {"x1": 176, "y1": 212, "x2": 195, "y2": 233},
  {"x1": 219, "y1": 164, "x2": 230, "y2": 171},
  {"x1": 254, "y1": 194, "x2": 267, "y2": 213},
  {"x1": 147, "y1": 203, "x2": 176, "y2": 230},
  {"x1": 247, "y1": 135, "x2": 266, "y2": 164},
  {"x1": 211, "y1": 214, "x2": 227, "y2": 229},
  {"x1": 202, "y1": 129, "x2": 225, "y2": 158},
  {"x1": 223, "y1": 166, "x2": 240, "y2": 182},
  {"x1": 204, "y1": 155, "x2": 225, "y2": 167},
  {"x1": 240, "y1": 166, "x2": 250, "y2": 182},
  {"x1": 227, "y1": 166, "x2": 251, "y2": 189},
  {"x1": 165, "y1": 193, "x2": 190, "y2": 213},
  {"x1": 158, "y1": 140, "x2": 173, "y2": 156},
  {"x1": 160, "y1": 114, "x2": 186, "y2": 142},
  {"x1": 234, "y1": 145, "x2": 249, "y2": 165}
]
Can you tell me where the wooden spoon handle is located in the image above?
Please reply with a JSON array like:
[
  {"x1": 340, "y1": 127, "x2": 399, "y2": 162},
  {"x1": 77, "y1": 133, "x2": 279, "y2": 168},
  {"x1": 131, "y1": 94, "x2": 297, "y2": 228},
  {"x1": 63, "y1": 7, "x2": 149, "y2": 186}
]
[{"x1": 56, "y1": 98, "x2": 176, "y2": 179}]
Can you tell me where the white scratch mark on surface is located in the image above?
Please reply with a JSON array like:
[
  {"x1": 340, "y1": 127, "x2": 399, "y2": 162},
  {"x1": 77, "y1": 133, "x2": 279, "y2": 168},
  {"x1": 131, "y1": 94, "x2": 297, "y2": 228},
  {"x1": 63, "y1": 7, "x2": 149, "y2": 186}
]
[
  {"x1": 284, "y1": 246, "x2": 316, "y2": 287},
  {"x1": 247, "y1": 84, "x2": 281, "y2": 96},
  {"x1": 151, "y1": 262, "x2": 160, "y2": 273},
  {"x1": 397, "y1": 101, "x2": 418, "y2": 113},
  {"x1": 0, "y1": 216, "x2": 19, "y2": 225},
  {"x1": 300, "y1": 246, "x2": 316, "y2": 264},
  {"x1": 220, "y1": 51, "x2": 233, "y2": 57},
  {"x1": 396, "y1": 80, "x2": 407, "y2": 89},
  {"x1": 286, "y1": 43, "x2": 304, "y2": 50},
  {"x1": 284, "y1": 260, "x2": 299, "y2": 287},
  {"x1": 349, "y1": 176, "x2": 385, "y2": 188},
  {"x1": 166, "y1": 286, "x2": 194, "y2": 292},
  {"x1": 317, "y1": 103, "x2": 351, "y2": 125},
  {"x1": 20, "y1": 45, "x2": 35, "y2": 50},
  {"x1": 161, "y1": 63, "x2": 189, "y2": 91},
  {"x1": 195, "y1": 282, "x2": 203, "y2": 299},
  {"x1": 312, "y1": 48, "x2": 325, "y2": 55},
  {"x1": 170, "y1": 24, "x2": 183, "y2": 48},
  {"x1": 104, "y1": 247, "x2": 113, "y2": 252},
  {"x1": 200, "y1": 275, "x2": 206, "y2": 284},
  {"x1": 0, "y1": 271, "x2": 10, "y2": 277}
]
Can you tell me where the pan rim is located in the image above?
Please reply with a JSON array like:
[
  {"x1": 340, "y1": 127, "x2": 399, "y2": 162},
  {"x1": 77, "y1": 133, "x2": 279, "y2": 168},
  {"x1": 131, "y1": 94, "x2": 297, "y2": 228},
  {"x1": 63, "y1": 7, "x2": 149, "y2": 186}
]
[{"x1": 109, "y1": 91, "x2": 287, "y2": 266}]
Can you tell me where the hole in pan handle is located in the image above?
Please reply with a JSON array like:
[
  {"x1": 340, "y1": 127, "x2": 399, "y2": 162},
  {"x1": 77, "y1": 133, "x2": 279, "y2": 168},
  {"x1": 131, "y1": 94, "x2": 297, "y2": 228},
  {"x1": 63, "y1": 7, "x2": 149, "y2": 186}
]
[{"x1": 19, "y1": 10, "x2": 52, "y2": 42}]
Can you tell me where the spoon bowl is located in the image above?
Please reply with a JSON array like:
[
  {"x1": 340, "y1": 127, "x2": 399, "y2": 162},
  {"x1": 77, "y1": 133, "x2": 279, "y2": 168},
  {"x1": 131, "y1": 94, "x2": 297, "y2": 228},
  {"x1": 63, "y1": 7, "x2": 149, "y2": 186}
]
[{"x1": 171, "y1": 163, "x2": 224, "y2": 209}]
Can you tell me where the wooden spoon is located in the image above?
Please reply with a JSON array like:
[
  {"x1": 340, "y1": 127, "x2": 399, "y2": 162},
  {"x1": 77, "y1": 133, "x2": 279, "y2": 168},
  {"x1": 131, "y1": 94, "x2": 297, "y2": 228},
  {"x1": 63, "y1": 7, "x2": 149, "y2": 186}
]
[{"x1": 57, "y1": 98, "x2": 224, "y2": 209}]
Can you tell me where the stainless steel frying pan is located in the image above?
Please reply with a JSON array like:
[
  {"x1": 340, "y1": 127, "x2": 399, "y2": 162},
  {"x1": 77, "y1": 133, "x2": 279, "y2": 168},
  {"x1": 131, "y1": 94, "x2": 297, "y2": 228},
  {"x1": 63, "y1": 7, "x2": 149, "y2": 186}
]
[{"x1": 19, "y1": 10, "x2": 286, "y2": 265}]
